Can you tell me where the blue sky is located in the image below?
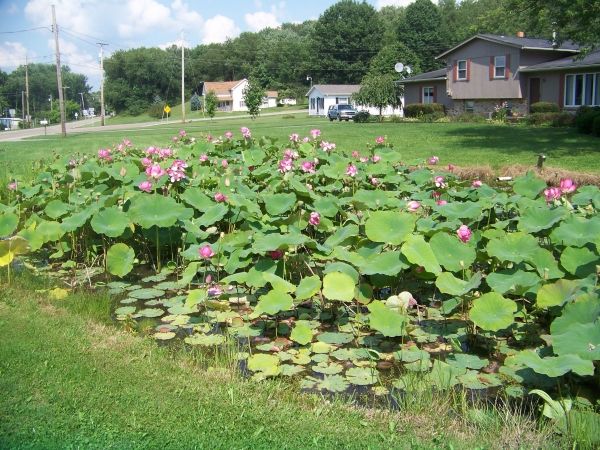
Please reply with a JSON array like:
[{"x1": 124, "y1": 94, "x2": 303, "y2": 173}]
[{"x1": 0, "y1": 0, "x2": 413, "y2": 88}]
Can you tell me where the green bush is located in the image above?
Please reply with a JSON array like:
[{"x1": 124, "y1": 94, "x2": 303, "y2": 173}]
[
  {"x1": 526, "y1": 112, "x2": 573, "y2": 127},
  {"x1": 530, "y1": 101, "x2": 559, "y2": 113},
  {"x1": 388, "y1": 115, "x2": 403, "y2": 123},
  {"x1": 452, "y1": 113, "x2": 486, "y2": 123},
  {"x1": 148, "y1": 102, "x2": 166, "y2": 119},
  {"x1": 574, "y1": 107, "x2": 600, "y2": 134},
  {"x1": 404, "y1": 103, "x2": 445, "y2": 118},
  {"x1": 353, "y1": 110, "x2": 370, "y2": 123},
  {"x1": 420, "y1": 111, "x2": 446, "y2": 123},
  {"x1": 593, "y1": 116, "x2": 600, "y2": 137}
]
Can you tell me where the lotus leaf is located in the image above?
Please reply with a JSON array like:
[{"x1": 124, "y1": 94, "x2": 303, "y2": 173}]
[
  {"x1": 128, "y1": 194, "x2": 188, "y2": 228},
  {"x1": 359, "y1": 251, "x2": 408, "y2": 276},
  {"x1": 255, "y1": 289, "x2": 293, "y2": 316},
  {"x1": 436, "y1": 272, "x2": 481, "y2": 296},
  {"x1": 446, "y1": 353, "x2": 489, "y2": 370},
  {"x1": 313, "y1": 196, "x2": 338, "y2": 217},
  {"x1": 263, "y1": 272, "x2": 296, "y2": 293},
  {"x1": 426, "y1": 360, "x2": 466, "y2": 389},
  {"x1": 311, "y1": 341, "x2": 333, "y2": 354},
  {"x1": 367, "y1": 300, "x2": 408, "y2": 337},
  {"x1": 136, "y1": 308, "x2": 164, "y2": 318},
  {"x1": 485, "y1": 269, "x2": 540, "y2": 295},
  {"x1": 290, "y1": 321, "x2": 313, "y2": 345},
  {"x1": 262, "y1": 193, "x2": 296, "y2": 216},
  {"x1": 518, "y1": 207, "x2": 566, "y2": 233},
  {"x1": 60, "y1": 210, "x2": 93, "y2": 233},
  {"x1": 129, "y1": 288, "x2": 165, "y2": 300},
  {"x1": 185, "y1": 289, "x2": 207, "y2": 308},
  {"x1": 435, "y1": 201, "x2": 482, "y2": 221},
  {"x1": 0, "y1": 235, "x2": 30, "y2": 266},
  {"x1": 393, "y1": 347, "x2": 430, "y2": 363},
  {"x1": 179, "y1": 188, "x2": 213, "y2": 211},
  {"x1": 115, "y1": 306, "x2": 136, "y2": 316},
  {"x1": 536, "y1": 279, "x2": 580, "y2": 309},
  {"x1": 91, "y1": 207, "x2": 130, "y2": 237},
  {"x1": 401, "y1": 234, "x2": 441, "y2": 274},
  {"x1": 247, "y1": 353, "x2": 281, "y2": 376},
  {"x1": 317, "y1": 332, "x2": 354, "y2": 345},
  {"x1": 323, "y1": 262, "x2": 359, "y2": 283},
  {"x1": 429, "y1": 231, "x2": 476, "y2": 272},
  {"x1": 322, "y1": 271, "x2": 355, "y2": 302},
  {"x1": 295, "y1": 275, "x2": 321, "y2": 301},
  {"x1": 44, "y1": 200, "x2": 70, "y2": 219},
  {"x1": 550, "y1": 295, "x2": 600, "y2": 361},
  {"x1": 0, "y1": 211, "x2": 18, "y2": 238},
  {"x1": 197, "y1": 203, "x2": 228, "y2": 227},
  {"x1": 551, "y1": 216, "x2": 600, "y2": 247},
  {"x1": 530, "y1": 389, "x2": 572, "y2": 420},
  {"x1": 106, "y1": 243, "x2": 135, "y2": 277},
  {"x1": 512, "y1": 350, "x2": 594, "y2": 377},
  {"x1": 185, "y1": 334, "x2": 226, "y2": 346},
  {"x1": 306, "y1": 374, "x2": 350, "y2": 393},
  {"x1": 345, "y1": 367, "x2": 378, "y2": 386},
  {"x1": 154, "y1": 331, "x2": 176, "y2": 340},
  {"x1": 458, "y1": 371, "x2": 502, "y2": 389},
  {"x1": 512, "y1": 172, "x2": 546, "y2": 199},
  {"x1": 527, "y1": 248, "x2": 564, "y2": 279},
  {"x1": 486, "y1": 232, "x2": 540, "y2": 264},
  {"x1": 365, "y1": 211, "x2": 416, "y2": 245},
  {"x1": 469, "y1": 292, "x2": 516, "y2": 331},
  {"x1": 560, "y1": 246, "x2": 599, "y2": 277},
  {"x1": 312, "y1": 362, "x2": 343, "y2": 375},
  {"x1": 323, "y1": 224, "x2": 359, "y2": 248},
  {"x1": 252, "y1": 232, "x2": 308, "y2": 252},
  {"x1": 280, "y1": 364, "x2": 305, "y2": 376}
]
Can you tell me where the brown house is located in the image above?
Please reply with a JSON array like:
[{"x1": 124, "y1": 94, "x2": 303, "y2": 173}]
[{"x1": 399, "y1": 33, "x2": 600, "y2": 115}]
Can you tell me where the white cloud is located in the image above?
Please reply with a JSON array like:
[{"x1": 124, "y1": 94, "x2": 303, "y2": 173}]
[
  {"x1": 48, "y1": 38, "x2": 100, "y2": 85},
  {"x1": 244, "y1": 11, "x2": 280, "y2": 32},
  {"x1": 117, "y1": 0, "x2": 173, "y2": 38},
  {"x1": 158, "y1": 38, "x2": 191, "y2": 50},
  {"x1": 202, "y1": 15, "x2": 240, "y2": 44},
  {"x1": 0, "y1": 41, "x2": 32, "y2": 70},
  {"x1": 25, "y1": 0, "x2": 93, "y2": 35},
  {"x1": 171, "y1": 0, "x2": 203, "y2": 29}
]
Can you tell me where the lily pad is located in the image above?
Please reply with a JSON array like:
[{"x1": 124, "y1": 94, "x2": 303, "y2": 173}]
[
  {"x1": 368, "y1": 300, "x2": 408, "y2": 337},
  {"x1": 135, "y1": 308, "x2": 164, "y2": 318},
  {"x1": 401, "y1": 234, "x2": 441, "y2": 274},
  {"x1": 365, "y1": 211, "x2": 416, "y2": 245},
  {"x1": 106, "y1": 243, "x2": 135, "y2": 277},
  {"x1": 185, "y1": 334, "x2": 226, "y2": 347},
  {"x1": 254, "y1": 289, "x2": 293, "y2": 316},
  {"x1": 91, "y1": 207, "x2": 130, "y2": 237},
  {"x1": 317, "y1": 332, "x2": 354, "y2": 345},
  {"x1": 322, "y1": 271, "x2": 355, "y2": 302},
  {"x1": 247, "y1": 353, "x2": 281, "y2": 376},
  {"x1": 129, "y1": 288, "x2": 165, "y2": 300},
  {"x1": 290, "y1": 321, "x2": 314, "y2": 345},
  {"x1": 345, "y1": 367, "x2": 378, "y2": 385},
  {"x1": 470, "y1": 292, "x2": 517, "y2": 332},
  {"x1": 115, "y1": 306, "x2": 136, "y2": 316}
]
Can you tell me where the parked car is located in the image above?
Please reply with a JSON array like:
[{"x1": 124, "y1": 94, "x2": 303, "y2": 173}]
[{"x1": 327, "y1": 104, "x2": 357, "y2": 121}]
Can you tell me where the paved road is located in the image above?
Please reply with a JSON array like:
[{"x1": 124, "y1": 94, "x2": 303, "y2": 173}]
[{"x1": 0, "y1": 110, "x2": 308, "y2": 142}]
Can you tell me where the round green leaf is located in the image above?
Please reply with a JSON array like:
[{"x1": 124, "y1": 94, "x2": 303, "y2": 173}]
[
  {"x1": 128, "y1": 194, "x2": 187, "y2": 229},
  {"x1": 486, "y1": 232, "x2": 540, "y2": 263},
  {"x1": 295, "y1": 275, "x2": 322, "y2": 301},
  {"x1": 345, "y1": 367, "x2": 378, "y2": 385},
  {"x1": 560, "y1": 246, "x2": 599, "y2": 277},
  {"x1": 247, "y1": 353, "x2": 281, "y2": 376},
  {"x1": 551, "y1": 216, "x2": 600, "y2": 248},
  {"x1": 262, "y1": 193, "x2": 296, "y2": 216},
  {"x1": 359, "y1": 251, "x2": 408, "y2": 276},
  {"x1": 365, "y1": 211, "x2": 416, "y2": 245},
  {"x1": 106, "y1": 243, "x2": 135, "y2": 277},
  {"x1": 429, "y1": 232, "x2": 476, "y2": 272},
  {"x1": 469, "y1": 292, "x2": 517, "y2": 331},
  {"x1": 322, "y1": 271, "x2": 355, "y2": 302},
  {"x1": 367, "y1": 300, "x2": 408, "y2": 337},
  {"x1": 290, "y1": 321, "x2": 313, "y2": 345},
  {"x1": 518, "y1": 207, "x2": 566, "y2": 233},
  {"x1": 536, "y1": 279, "x2": 580, "y2": 309},
  {"x1": 0, "y1": 211, "x2": 18, "y2": 238},
  {"x1": 255, "y1": 289, "x2": 293, "y2": 316},
  {"x1": 401, "y1": 234, "x2": 441, "y2": 274},
  {"x1": 436, "y1": 272, "x2": 482, "y2": 296},
  {"x1": 44, "y1": 200, "x2": 70, "y2": 219},
  {"x1": 91, "y1": 207, "x2": 130, "y2": 237}
]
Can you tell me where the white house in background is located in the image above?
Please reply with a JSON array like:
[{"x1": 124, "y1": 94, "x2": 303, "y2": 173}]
[
  {"x1": 262, "y1": 90, "x2": 279, "y2": 109},
  {"x1": 202, "y1": 79, "x2": 248, "y2": 112},
  {"x1": 279, "y1": 97, "x2": 297, "y2": 106},
  {"x1": 306, "y1": 84, "x2": 403, "y2": 117}
]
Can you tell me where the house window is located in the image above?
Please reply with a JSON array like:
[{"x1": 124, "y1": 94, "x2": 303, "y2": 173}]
[
  {"x1": 422, "y1": 87, "x2": 434, "y2": 104},
  {"x1": 564, "y1": 73, "x2": 600, "y2": 107},
  {"x1": 465, "y1": 100, "x2": 475, "y2": 113},
  {"x1": 457, "y1": 60, "x2": 467, "y2": 80},
  {"x1": 494, "y1": 56, "x2": 506, "y2": 78},
  {"x1": 336, "y1": 97, "x2": 348, "y2": 104}
]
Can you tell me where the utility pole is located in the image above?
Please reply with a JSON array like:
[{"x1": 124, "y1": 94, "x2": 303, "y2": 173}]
[
  {"x1": 79, "y1": 92, "x2": 85, "y2": 111},
  {"x1": 25, "y1": 55, "x2": 30, "y2": 124},
  {"x1": 181, "y1": 31, "x2": 185, "y2": 124},
  {"x1": 97, "y1": 42, "x2": 107, "y2": 126},
  {"x1": 52, "y1": 4, "x2": 66, "y2": 137},
  {"x1": 21, "y1": 91, "x2": 25, "y2": 119}
]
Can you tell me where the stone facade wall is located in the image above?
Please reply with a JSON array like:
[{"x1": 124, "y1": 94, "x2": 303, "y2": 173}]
[{"x1": 448, "y1": 98, "x2": 528, "y2": 117}]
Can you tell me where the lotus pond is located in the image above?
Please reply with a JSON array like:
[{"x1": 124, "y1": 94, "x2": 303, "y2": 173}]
[{"x1": 1, "y1": 128, "x2": 599, "y2": 415}]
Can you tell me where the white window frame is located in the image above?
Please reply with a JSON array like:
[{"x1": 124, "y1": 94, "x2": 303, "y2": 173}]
[
  {"x1": 422, "y1": 87, "x2": 434, "y2": 104},
  {"x1": 457, "y1": 60, "x2": 467, "y2": 80},
  {"x1": 564, "y1": 72, "x2": 600, "y2": 107},
  {"x1": 494, "y1": 56, "x2": 506, "y2": 79}
]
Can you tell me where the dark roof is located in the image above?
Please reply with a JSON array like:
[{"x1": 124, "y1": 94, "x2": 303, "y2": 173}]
[
  {"x1": 396, "y1": 68, "x2": 446, "y2": 84},
  {"x1": 521, "y1": 49, "x2": 600, "y2": 72},
  {"x1": 437, "y1": 34, "x2": 579, "y2": 59},
  {"x1": 306, "y1": 84, "x2": 361, "y2": 97}
]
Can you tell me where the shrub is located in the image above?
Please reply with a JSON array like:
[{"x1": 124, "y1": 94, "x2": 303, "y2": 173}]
[
  {"x1": 551, "y1": 113, "x2": 575, "y2": 127},
  {"x1": 530, "y1": 101, "x2": 559, "y2": 113},
  {"x1": 452, "y1": 113, "x2": 486, "y2": 123},
  {"x1": 404, "y1": 103, "x2": 445, "y2": 118},
  {"x1": 526, "y1": 112, "x2": 573, "y2": 127},
  {"x1": 148, "y1": 102, "x2": 166, "y2": 119},
  {"x1": 353, "y1": 110, "x2": 370, "y2": 123},
  {"x1": 420, "y1": 111, "x2": 446, "y2": 123},
  {"x1": 593, "y1": 116, "x2": 600, "y2": 137},
  {"x1": 388, "y1": 115, "x2": 403, "y2": 123},
  {"x1": 574, "y1": 107, "x2": 600, "y2": 134}
]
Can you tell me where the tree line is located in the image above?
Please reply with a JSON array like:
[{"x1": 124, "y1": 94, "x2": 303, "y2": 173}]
[{"x1": 1, "y1": 0, "x2": 597, "y2": 119}]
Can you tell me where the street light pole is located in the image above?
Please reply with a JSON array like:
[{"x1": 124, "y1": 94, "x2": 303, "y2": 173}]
[
  {"x1": 97, "y1": 42, "x2": 107, "y2": 126},
  {"x1": 79, "y1": 92, "x2": 85, "y2": 112},
  {"x1": 306, "y1": 76, "x2": 312, "y2": 88}
]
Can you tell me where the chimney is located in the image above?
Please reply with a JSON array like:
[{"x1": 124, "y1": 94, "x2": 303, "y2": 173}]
[{"x1": 516, "y1": 31, "x2": 525, "y2": 38}]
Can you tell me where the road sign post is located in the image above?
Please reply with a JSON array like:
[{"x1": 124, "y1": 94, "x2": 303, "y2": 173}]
[{"x1": 164, "y1": 105, "x2": 171, "y2": 122}]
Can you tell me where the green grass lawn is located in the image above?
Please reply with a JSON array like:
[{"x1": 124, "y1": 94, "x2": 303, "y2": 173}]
[
  {"x1": 1, "y1": 116, "x2": 598, "y2": 183},
  {"x1": 0, "y1": 276, "x2": 555, "y2": 449}
]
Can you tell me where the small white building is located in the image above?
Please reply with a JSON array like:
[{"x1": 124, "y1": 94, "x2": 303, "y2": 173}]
[
  {"x1": 306, "y1": 84, "x2": 403, "y2": 117},
  {"x1": 262, "y1": 90, "x2": 278, "y2": 109},
  {"x1": 202, "y1": 79, "x2": 249, "y2": 112},
  {"x1": 279, "y1": 97, "x2": 297, "y2": 106}
]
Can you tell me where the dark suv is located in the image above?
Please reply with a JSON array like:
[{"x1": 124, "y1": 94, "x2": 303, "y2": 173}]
[{"x1": 327, "y1": 104, "x2": 357, "y2": 121}]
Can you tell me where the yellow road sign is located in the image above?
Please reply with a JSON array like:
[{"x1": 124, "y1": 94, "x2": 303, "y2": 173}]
[{"x1": 164, "y1": 105, "x2": 171, "y2": 114}]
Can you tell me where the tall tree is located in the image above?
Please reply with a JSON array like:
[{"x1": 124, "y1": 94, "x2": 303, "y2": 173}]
[
  {"x1": 243, "y1": 79, "x2": 265, "y2": 119},
  {"x1": 353, "y1": 73, "x2": 401, "y2": 120},
  {"x1": 311, "y1": 0, "x2": 383, "y2": 84},
  {"x1": 397, "y1": 0, "x2": 447, "y2": 72},
  {"x1": 368, "y1": 43, "x2": 421, "y2": 77},
  {"x1": 378, "y1": 5, "x2": 406, "y2": 46}
]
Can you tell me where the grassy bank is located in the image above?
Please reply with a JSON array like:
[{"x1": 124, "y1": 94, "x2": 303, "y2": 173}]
[
  {"x1": 1, "y1": 118, "x2": 599, "y2": 183},
  {"x1": 0, "y1": 275, "x2": 556, "y2": 449}
]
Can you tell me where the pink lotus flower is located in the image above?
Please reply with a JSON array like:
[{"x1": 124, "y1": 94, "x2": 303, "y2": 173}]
[
  {"x1": 199, "y1": 244, "x2": 215, "y2": 259},
  {"x1": 159, "y1": 148, "x2": 172, "y2": 159},
  {"x1": 138, "y1": 181, "x2": 153, "y2": 192},
  {"x1": 7, "y1": 181, "x2": 17, "y2": 191},
  {"x1": 301, "y1": 161, "x2": 316, "y2": 173},
  {"x1": 224, "y1": 131, "x2": 233, "y2": 140},
  {"x1": 352, "y1": 150, "x2": 360, "y2": 159},
  {"x1": 289, "y1": 133, "x2": 299, "y2": 143},
  {"x1": 241, "y1": 127, "x2": 251, "y2": 139},
  {"x1": 269, "y1": 250, "x2": 283, "y2": 260},
  {"x1": 370, "y1": 177, "x2": 379, "y2": 186},
  {"x1": 320, "y1": 141, "x2": 336, "y2": 152},
  {"x1": 360, "y1": 156, "x2": 369, "y2": 163},
  {"x1": 172, "y1": 137, "x2": 178, "y2": 142},
  {"x1": 375, "y1": 136, "x2": 385, "y2": 144},
  {"x1": 559, "y1": 178, "x2": 577, "y2": 193},
  {"x1": 407, "y1": 201, "x2": 421, "y2": 212},
  {"x1": 309, "y1": 211, "x2": 321, "y2": 226},
  {"x1": 371, "y1": 155, "x2": 381, "y2": 163},
  {"x1": 145, "y1": 146, "x2": 158, "y2": 155},
  {"x1": 146, "y1": 164, "x2": 166, "y2": 179},
  {"x1": 428, "y1": 156, "x2": 439, "y2": 165},
  {"x1": 310, "y1": 129, "x2": 321, "y2": 139},
  {"x1": 221, "y1": 159, "x2": 228, "y2": 168},
  {"x1": 123, "y1": 139, "x2": 132, "y2": 147},
  {"x1": 117, "y1": 143, "x2": 125, "y2": 152},
  {"x1": 472, "y1": 180, "x2": 482, "y2": 188},
  {"x1": 179, "y1": 129, "x2": 187, "y2": 137},
  {"x1": 97, "y1": 148, "x2": 112, "y2": 161},
  {"x1": 214, "y1": 192, "x2": 228, "y2": 203},
  {"x1": 302, "y1": 137, "x2": 310, "y2": 143},
  {"x1": 199, "y1": 154, "x2": 208, "y2": 162},
  {"x1": 544, "y1": 187, "x2": 562, "y2": 202},
  {"x1": 167, "y1": 160, "x2": 188, "y2": 182},
  {"x1": 435, "y1": 176, "x2": 446, "y2": 188},
  {"x1": 278, "y1": 158, "x2": 293, "y2": 173},
  {"x1": 207, "y1": 286, "x2": 223, "y2": 297},
  {"x1": 206, "y1": 134, "x2": 213, "y2": 142},
  {"x1": 346, "y1": 164, "x2": 357, "y2": 177},
  {"x1": 141, "y1": 157, "x2": 152, "y2": 167},
  {"x1": 284, "y1": 149, "x2": 299, "y2": 160},
  {"x1": 457, "y1": 225, "x2": 472, "y2": 243},
  {"x1": 436, "y1": 199, "x2": 448, "y2": 206}
]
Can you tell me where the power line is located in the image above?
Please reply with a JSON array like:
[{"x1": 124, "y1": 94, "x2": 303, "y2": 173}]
[{"x1": 0, "y1": 26, "x2": 50, "y2": 34}]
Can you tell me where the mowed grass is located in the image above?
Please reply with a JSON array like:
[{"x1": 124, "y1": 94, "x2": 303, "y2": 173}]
[
  {"x1": 1, "y1": 115, "x2": 599, "y2": 182},
  {"x1": 0, "y1": 276, "x2": 556, "y2": 449}
]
